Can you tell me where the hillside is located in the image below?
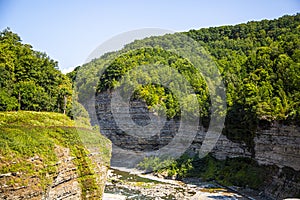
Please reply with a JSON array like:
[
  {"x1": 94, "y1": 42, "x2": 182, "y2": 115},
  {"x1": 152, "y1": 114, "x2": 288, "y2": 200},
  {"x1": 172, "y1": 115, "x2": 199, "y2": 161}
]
[
  {"x1": 70, "y1": 14, "x2": 300, "y2": 199},
  {"x1": 0, "y1": 13, "x2": 299, "y2": 199},
  {"x1": 0, "y1": 29, "x2": 73, "y2": 115},
  {"x1": 0, "y1": 111, "x2": 111, "y2": 199},
  {"x1": 72, "y1": 14, "x2": 300, "y2": 147}
]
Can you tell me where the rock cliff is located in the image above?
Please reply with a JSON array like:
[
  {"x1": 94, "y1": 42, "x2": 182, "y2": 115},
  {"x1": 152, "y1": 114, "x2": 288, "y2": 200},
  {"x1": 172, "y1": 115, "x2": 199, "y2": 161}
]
[
  {"x1": 0, "y1": 111, "x2": 112, "y2": 200},
  {"x1": 95, "y1": 91, "x2": 300, "y2": 199}
]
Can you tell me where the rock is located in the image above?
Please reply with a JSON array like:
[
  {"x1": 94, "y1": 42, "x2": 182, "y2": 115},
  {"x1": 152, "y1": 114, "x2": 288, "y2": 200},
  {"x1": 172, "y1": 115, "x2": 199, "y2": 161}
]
[
  {"x1": 43, "y1": 145, "x2": 81, "y2": 200},
  {"x1": 0, "y1": 144, "x2": 110, "y2": 200},
  {"x1": 254, "y1": 123, "x2": 300, "y2": 171},
  {"x1": 0, "y1": 173, "x2": 12, "y2": 178},
  {"x1": 103, "y1": 193, "x2": 126, "y2": 200},
  {"x1": 96, "y1": 90, "x2": 300, "y2": 199}
]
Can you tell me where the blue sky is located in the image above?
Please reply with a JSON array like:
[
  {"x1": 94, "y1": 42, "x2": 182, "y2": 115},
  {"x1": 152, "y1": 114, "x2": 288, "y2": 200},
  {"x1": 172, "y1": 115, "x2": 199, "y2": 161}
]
[{"x1": 1, "y1": 0, "x2": 299, "y2": 73}]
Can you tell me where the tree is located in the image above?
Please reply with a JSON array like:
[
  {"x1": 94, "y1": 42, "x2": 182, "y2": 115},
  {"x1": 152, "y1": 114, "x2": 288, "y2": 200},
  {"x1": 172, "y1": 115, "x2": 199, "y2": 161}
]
[{"x1": 0, "y1": 28, "x2": 73, "y2": 114}]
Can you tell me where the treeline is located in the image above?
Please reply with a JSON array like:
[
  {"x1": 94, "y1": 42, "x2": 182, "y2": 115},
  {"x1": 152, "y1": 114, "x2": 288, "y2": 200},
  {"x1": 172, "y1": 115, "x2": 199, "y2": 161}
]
[
  {"x1": 91, "y1": 14, "x2": 300, "y2": 123},
  {"x1": 70, "y1": 14, "x2": 300, "y2": 150},
  {"x1": 0, "y1": 28, "x2": 72, "y2": 114},
  {"x1": 185, "y1": 14, "x2": 300, "y2": 122},
  {"x1": 96, "y1": 47, "x2": 209, "y2": 120},
  {"x1": 3, "y1": 13, "x2": 298, "y2": 130}
]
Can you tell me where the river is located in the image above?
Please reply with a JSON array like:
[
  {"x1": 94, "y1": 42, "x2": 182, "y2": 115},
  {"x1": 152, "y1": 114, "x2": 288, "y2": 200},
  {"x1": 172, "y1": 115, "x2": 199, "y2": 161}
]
[{"x1": 102, "y1": 167, "x2": 261, "y2": 200}]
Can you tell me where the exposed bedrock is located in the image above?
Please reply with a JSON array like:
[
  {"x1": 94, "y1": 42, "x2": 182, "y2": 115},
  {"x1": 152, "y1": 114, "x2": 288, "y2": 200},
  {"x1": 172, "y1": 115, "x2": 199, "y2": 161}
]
[{"x1": 95, "y1": 90, "x2": 300, "y2": 199}]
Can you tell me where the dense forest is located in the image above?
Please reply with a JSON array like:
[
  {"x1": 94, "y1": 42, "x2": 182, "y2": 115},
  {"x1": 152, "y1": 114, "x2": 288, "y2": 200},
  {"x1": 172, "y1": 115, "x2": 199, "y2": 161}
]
[
  {"x1": 1, "y1": 14, "x2": 299, "y2": 134},
  {"x1": 0, "y1": 29, "x2": 73, "y2": 114},
  {"x1": 72, "y1": 14, "x2": 300, "y2": 150},
  {"x1": 74, "y1": 14, "x2": 300, "y2": 122},
  {"x1": 0, "y1": 13, "x2": 299, "y2": 196},
  {"x1": 97, "y1": 47, "x2": 210, "y2": 120},
  {"x1": 186, "y1": 14, "x2": 300, "y2": 122}
]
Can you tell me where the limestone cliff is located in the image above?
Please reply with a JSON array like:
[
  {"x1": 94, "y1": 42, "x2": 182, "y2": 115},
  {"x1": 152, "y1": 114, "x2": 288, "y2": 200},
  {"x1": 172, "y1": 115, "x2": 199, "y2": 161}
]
[
  {"x1": 202, "y1": 123, "x2": 300, "y2": 199},
  {"x1": 95, "y1": 91, "x2": 300, "y2": 199}
]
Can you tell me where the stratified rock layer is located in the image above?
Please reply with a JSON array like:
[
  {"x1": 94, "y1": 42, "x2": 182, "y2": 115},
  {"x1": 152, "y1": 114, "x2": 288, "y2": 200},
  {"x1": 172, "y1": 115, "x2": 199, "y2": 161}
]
[{"x1": 95, "y1": 90, "x2": 300, "y2": 199}]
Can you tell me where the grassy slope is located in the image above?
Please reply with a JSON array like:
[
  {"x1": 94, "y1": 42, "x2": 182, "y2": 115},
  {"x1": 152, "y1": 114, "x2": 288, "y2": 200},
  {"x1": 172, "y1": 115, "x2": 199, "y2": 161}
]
[{"x1": 0, "y1": 111, "x2": 111, "y2": 199}]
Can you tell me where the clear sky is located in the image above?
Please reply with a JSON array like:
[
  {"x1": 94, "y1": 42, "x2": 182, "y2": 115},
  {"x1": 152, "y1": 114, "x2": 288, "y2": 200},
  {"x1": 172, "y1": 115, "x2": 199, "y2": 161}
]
[{"x1": 1, "y1": 0, "x2": 299, "y2": 73}]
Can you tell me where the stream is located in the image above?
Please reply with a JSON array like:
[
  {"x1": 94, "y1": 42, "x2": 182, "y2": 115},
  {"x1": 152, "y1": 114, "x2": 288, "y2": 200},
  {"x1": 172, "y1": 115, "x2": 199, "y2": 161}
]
[{"x1": 103, "y1": 168, "x2": 257, "y2": 200}]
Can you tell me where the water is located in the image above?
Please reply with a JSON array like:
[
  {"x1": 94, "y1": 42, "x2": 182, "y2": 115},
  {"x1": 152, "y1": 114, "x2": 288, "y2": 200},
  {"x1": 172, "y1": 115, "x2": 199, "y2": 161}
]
[{"x1": 104, "y1": 168, "x2": 248, "y2": 200}]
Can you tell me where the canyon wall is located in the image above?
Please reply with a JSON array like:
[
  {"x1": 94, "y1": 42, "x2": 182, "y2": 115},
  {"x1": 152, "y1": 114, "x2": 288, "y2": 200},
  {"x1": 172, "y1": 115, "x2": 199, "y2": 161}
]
[
  {"x1": 95, "y1": 91, "x2": 300, "y2": 199},
  {"x1": 0, "y1": 144, "x2": 110, "y2": 200},
  {"x1": 202, "y1": 123, "x2": 300, "y2": 199}
]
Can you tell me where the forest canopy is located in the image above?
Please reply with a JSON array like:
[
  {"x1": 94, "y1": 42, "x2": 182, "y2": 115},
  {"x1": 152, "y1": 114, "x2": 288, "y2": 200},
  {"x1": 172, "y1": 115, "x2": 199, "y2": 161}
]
[
  {"x1": 73, "y1": 14, "x2": 300, "y2": 125},
  {"x1": 1, "y1": 13, "x2": 299, "y2": 127},
  {"x1": 0, "y1": 28, "x2": 73, "y2": 114},
  {"x1": 69, "y1": 14, "x2": 300, "y2": 149},
  {"x1": 185, "y1": 14, "x2": 300, "y2": 122}
]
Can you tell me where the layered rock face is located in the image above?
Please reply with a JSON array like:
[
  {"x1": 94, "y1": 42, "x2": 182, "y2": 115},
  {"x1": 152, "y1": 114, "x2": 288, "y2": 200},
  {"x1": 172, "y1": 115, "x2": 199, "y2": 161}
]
[
  {"x1": 198, "y1": 125, "x2": 300, "y2": 199},
  {"x1": 0, "y1": 111, "x2": 112, "y2": 200},
  {"x1": 95, "y1": 90, "x2": 300, "y2": 199},
  {"x1": 0, "y1": 145, "x2": 81, "y2": 200},
  {"x1": 209, "y1": 123, "x2": 300, "y2": 199},
  {"x1": 43, "y1": 145, "x2": 82, "y2": 200},
  {"x1": 95, "y1": 91, "x2": 180, "y2": 152},
  {"x1": 253, "y1": 124, "x2": 300, "y2": 199},
  {"x1": 254, "y1": 124, "x2": 300, "y2": 171},
  {"x1": 0, "y1": 145, "x2": 110, "y2": 200}
]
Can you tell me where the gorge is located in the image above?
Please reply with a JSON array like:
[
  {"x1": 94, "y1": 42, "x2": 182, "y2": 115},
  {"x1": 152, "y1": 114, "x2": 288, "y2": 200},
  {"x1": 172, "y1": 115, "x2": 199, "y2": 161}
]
[
  {"x1": 95, "y1": 90, "x2": 300, "y2": 200},
  {"x1": 0, "y1": 13, "x2": 300, "y2": 200}
]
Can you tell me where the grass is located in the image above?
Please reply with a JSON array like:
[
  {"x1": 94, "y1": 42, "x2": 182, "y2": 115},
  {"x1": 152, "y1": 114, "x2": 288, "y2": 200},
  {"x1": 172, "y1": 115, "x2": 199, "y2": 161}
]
[
  {"x1": 0, "y1": 111, "x2": 76, "y2": 127},
  {"x1": 0, "y1": 111, "x2": 111, "y2": 199},
  {"x1": 137, "y1": 154, "x2": 271, "y2": 190}
]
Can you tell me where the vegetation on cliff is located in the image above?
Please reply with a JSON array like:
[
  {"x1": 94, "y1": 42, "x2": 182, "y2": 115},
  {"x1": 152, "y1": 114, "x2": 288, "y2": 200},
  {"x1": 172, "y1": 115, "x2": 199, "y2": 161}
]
[
  {"x1": 0, "y1": 27, "x2": 113, "y2": 199},
  {"x1": 70, "y1": 14, "x2": 300, "y2": 194},
  {"x1": 96, "y1": 47, "x2": 209, "y2": 120},
  {"x1": 71, "y1": 14, "x2": 299, "y2": 153},
  {"x1": 0, "y1": 111, "x2": 111, "y2": 199},
  {"x1": 184, "y1": 13, "x2": 300, "y2": 150},
  {"x1": 1, "y1": 13, "x2": 299, "y2": 198}
]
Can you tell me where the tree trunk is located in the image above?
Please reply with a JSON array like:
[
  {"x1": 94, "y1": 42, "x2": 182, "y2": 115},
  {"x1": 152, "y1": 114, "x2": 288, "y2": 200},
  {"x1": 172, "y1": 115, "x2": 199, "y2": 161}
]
[
  {"x1": 63, "y1": 95, "x2": 67, "y2": 114},
  {"x1": 18, "y1": 92, "x2": 21, "y2": 110}
]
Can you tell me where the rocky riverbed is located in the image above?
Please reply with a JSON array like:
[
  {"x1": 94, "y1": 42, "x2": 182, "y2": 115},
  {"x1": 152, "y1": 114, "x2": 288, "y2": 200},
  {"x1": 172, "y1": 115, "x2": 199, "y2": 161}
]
[{"x1": 103, "y1": 168, "x2": 256, "y2": 200}]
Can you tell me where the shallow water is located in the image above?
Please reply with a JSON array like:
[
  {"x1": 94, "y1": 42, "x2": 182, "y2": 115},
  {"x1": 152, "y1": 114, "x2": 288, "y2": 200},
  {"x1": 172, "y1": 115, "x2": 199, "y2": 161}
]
[{"x1": 104, "y1": 168, "x2": 248, "y2": 200}]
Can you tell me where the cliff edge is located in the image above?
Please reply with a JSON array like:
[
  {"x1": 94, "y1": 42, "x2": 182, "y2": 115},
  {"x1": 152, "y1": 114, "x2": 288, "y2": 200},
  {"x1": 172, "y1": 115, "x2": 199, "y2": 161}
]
[{"x1": 0, "y1": 111, "x2": 111, "y2": 199}]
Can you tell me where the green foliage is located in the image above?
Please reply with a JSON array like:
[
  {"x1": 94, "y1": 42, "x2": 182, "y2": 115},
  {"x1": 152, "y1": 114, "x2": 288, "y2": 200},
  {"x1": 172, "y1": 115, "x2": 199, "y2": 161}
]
[
  {"x1": 0, "y1": 111, "x2": 111, "y2": 198},
  {"x1": 68, "y1": 100, "x2": 91, "y2": 127},
  {"x1": 72, "y1": 14, "x2": 300, "y2": 149},
  {"x1": 189, "y1": 155, "x2": 268, "y2": 189},
  {"x1": 184, "y1": 13, "x2": 300, "y2": 150},
  {"x1": 0, "y1": 111, "x2": 75, "y2": 127},
  {"x1": 142, "y1": 154, "x2": 271, "y2": 190},
  {"x1": 185, "y1": 13, "x2": 300, "y2": 122},
  {"x1": 137, "y1": 156, "x2": 175, "y2": 172},
  {"x1": 161, "y1": 154, "x2": 193, "y2": 178},
  {"x1": 0, "y1": 28, "x2": 73, "y2": 114},
  {"x1": 96, "y1": 47, "x2": 209, "y2": 119},
  {"x1": 137, "y1": 154, "x2": 193, "y2": 178},
  {"x1": 133, "y1": 84, "x2": 181, "y2": 119},
  {"x1": 0, "y1": 89, "x2": 18, "y2": 110}
]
